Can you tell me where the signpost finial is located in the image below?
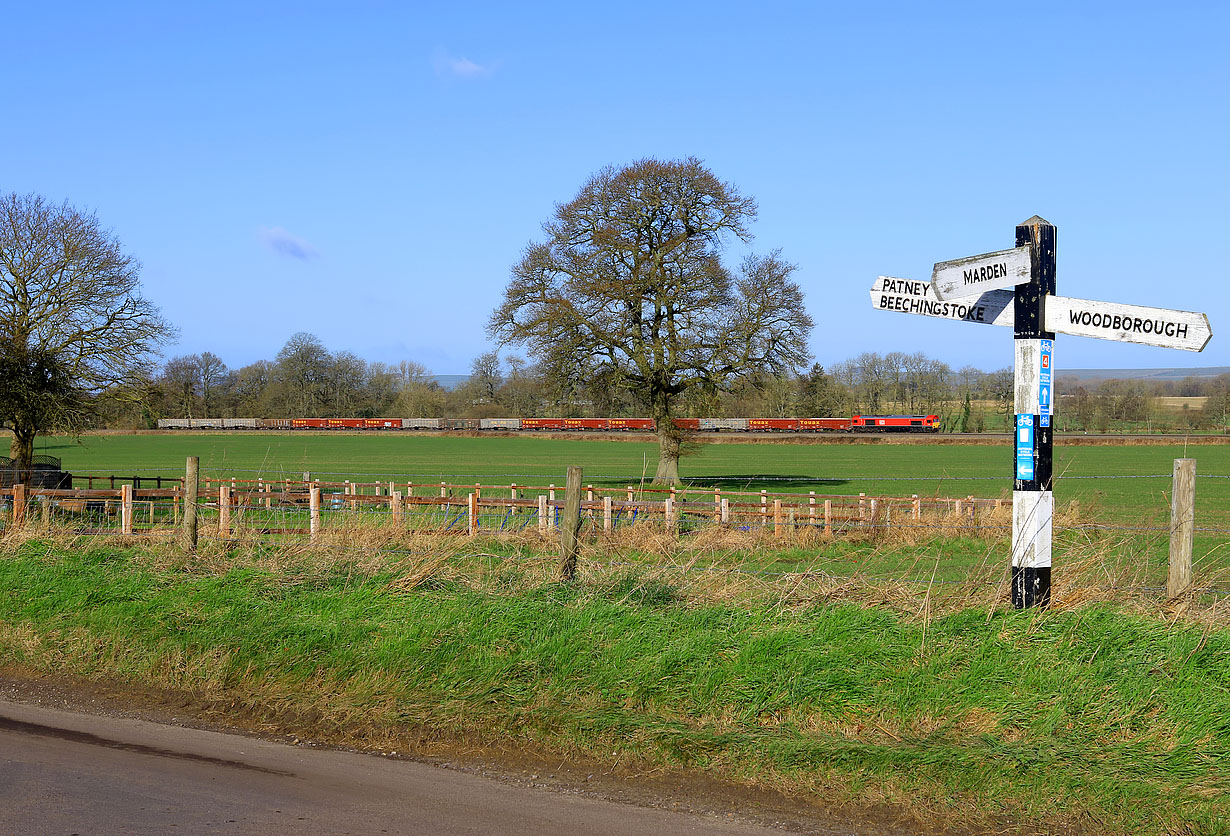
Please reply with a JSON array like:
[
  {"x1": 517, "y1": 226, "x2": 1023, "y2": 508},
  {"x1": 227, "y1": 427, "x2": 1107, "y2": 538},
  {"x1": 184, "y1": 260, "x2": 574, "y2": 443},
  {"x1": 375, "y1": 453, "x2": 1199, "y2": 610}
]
[{"x1": 1018, "y1": 215, "x2": 1052, "y2": 228}]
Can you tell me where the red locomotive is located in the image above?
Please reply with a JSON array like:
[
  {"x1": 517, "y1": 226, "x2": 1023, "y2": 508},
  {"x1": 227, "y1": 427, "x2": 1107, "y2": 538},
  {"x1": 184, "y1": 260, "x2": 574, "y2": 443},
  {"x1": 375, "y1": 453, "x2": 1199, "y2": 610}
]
[{"x1": 850, "y1": 414, "x2": 940, "y2": 432}]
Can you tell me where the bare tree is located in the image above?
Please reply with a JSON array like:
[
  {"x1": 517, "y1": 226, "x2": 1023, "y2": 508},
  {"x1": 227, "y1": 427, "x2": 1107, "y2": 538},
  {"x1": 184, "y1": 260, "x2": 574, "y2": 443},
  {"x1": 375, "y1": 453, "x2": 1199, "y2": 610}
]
[
  {"x1": 328, "y1": 350, "x2": 368, "y2": 415},
  {"x1": 270, "y1": 332, "x2": 330, "y2": 416},
  {"x1": 393, "y1": 360, "x2": 435, "y2": 388},
  {"x1": 0, "y1": 193, "x2": 173, "y2": 466},
  {"x1": 197, "y1": 352, "x2": 227, "y2": 418},
  {"x1": 490, "y1": 158, "x2": 812, "y2": 484},
  {"x1": 466, "y1": 351, "x2": 503, "y2": 406},
  {"x1": 160, "y1": 355, "x2": 201, "y2": 418}
]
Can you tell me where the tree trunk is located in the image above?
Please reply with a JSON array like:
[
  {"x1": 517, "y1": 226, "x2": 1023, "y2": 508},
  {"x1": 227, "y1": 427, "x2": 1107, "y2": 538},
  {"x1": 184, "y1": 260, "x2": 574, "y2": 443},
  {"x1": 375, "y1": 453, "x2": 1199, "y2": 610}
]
[
  {"x1": 653, "y1": 427, "x2": 682, "y2": 485},
  {"x1": 9, "y1": 425, "x2": 35, "y2": 470}
]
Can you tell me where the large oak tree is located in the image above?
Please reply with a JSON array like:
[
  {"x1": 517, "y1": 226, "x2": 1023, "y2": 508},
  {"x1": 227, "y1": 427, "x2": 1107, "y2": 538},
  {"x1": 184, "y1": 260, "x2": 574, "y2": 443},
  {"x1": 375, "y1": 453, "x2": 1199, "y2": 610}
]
[
  {"x1": 489, "y1": 158, "x2": 813, "y2": 484},
  {"x1": 0, "y1": 193, "x2": 173, "y2": 467}
]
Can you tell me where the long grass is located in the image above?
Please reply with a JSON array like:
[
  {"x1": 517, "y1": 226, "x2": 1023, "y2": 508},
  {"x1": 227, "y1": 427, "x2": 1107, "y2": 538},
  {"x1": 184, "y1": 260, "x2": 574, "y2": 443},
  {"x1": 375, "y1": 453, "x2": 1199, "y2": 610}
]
[{"x1": 0, "y1": 530, "x2": 1226, "y2": 835}]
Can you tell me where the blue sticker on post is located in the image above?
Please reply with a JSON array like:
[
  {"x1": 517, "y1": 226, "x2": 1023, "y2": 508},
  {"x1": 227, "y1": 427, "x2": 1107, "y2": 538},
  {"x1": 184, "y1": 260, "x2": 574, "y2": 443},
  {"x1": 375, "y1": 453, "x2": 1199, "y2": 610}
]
[
  {"x1": 1016, "y1": 414, "x2": 1035, "y2": 480},
  {"x1": 1039, "y1": 340, "x2": 1053, "y2": 427}
]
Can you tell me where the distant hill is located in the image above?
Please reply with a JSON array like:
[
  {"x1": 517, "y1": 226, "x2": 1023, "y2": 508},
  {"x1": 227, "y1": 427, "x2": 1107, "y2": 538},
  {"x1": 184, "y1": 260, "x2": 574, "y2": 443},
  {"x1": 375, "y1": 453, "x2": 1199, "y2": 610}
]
[{"x1": 1057, "y1": 367, "x2": 1229, "y2": 383}]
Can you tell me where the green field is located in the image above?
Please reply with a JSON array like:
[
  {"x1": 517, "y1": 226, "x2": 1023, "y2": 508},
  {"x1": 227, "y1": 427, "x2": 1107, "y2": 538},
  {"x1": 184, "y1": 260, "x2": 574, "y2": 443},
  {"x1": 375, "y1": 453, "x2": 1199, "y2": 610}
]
[
  {"x1": 40, "y1": 432, "x2": 1230, "y2": 497},
  {"x1": 41, "y1": 432, "x2": 1230, "y2": 522}
]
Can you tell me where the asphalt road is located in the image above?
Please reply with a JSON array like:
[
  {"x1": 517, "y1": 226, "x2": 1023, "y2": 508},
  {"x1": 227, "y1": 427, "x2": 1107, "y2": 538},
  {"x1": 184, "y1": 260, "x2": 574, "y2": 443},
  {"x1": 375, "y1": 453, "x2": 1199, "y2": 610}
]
[{"x1": 0, "y1": 698, "x2": 806, "y2": 836}]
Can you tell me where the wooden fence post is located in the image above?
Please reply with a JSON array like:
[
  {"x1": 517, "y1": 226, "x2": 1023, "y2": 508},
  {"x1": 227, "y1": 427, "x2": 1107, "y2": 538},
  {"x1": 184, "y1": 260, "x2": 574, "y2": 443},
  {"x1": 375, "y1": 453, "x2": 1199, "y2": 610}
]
[
  {"x1": 809, "y1": 491, "x2": 816, "y2": 526},
  {"x1": 773, "y1": 499, "x2": 783, "y2": 535},
  {"x1": 603, "y1": 495, "x2": 613, "y2": 532},
  {"x1": 912, "y1": 494, "x2": 921, "y2": 520},
  {"x1": 760, "y1": 490, "x2": 767, "y2": 527},
  {"x1": 720, "y1": 497, "x2": 730, "y2": 524},
  {"x1": 824, "y1": 499, "x2": 832, "y2": 532},
  {"x1": 664, "y1": 497, "x2": 675, "y2": 530},
  {"x1": 560, "y1": 466, "x2": 583, "y2": 580},
  {"x1": 121, "y1": 484, "x2": 134, "y2": 535},
  {"x1": 391, "y1": 491, "x2": 403, "y2": 526},
  {"x1": 309, "y1": 485, "x2": 321, "y2": 543},
  {"x1": 538, "y1": 494, "x2": 548, "y2": 533},
  {"x1": 468, "y1": 492, "x2": 478, "y2": 536},
  {"x1": 1168, "y1": 458, "x2": 1196, "y2": 598},
  {"x1": 218, "y1": 484, "x2": 231, "y2": 539},
  {"x1": 11, "y1": 484, "x2": 26, "y2": 529},
  {"x1": 713, "y1": 487, "x2": 722, "y2": 521},
  {"x1": 40, "y1": 494, "x2": 51, "y2": 528},
  {"x1": 182, "y1": 457, "x2": 198, "y2": 552}
]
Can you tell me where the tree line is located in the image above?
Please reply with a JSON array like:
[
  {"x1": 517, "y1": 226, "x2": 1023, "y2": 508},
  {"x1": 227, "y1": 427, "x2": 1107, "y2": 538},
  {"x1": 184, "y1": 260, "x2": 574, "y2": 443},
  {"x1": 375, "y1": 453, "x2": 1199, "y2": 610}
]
[{"x1": 136, "y1": 339, "x2": 1230, "y2": 434}]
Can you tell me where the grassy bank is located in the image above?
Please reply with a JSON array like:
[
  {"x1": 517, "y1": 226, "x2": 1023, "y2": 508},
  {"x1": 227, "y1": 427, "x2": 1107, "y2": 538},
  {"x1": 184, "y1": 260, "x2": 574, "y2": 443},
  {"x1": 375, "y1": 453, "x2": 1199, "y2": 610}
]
[{"x1": 1, "y1": 538, "x2": 1226, "y2": 834}]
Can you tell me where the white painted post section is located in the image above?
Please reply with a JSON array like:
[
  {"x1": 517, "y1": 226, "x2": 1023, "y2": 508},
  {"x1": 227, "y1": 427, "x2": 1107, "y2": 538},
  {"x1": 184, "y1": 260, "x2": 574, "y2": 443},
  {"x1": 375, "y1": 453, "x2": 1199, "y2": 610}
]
[
  {"x1": 121, "y1": 484, "x2": 134, "y2": 535},
  {"x1": 309, "y1": 486, "x2": 321, "y2": 543},
  {"x1": 218, "y1": 485, "x2": 231, "y2": 539}
]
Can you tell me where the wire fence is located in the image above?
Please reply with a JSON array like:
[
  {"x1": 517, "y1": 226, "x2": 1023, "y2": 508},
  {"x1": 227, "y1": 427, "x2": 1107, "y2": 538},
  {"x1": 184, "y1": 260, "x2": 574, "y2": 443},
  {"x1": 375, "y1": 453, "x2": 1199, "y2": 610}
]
[
  {"x1": 3, "y1": 473, "x2": 1227, "y2": 600},
  {"x1": 0, "y1": 478, "x2": 1008, "y2": 538}
]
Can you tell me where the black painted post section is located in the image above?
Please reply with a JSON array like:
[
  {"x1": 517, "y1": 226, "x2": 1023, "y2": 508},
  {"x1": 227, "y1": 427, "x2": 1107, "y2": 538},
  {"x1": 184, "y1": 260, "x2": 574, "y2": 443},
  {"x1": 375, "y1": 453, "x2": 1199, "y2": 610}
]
[{"x1": 1012, "y1": 217, "x2": 1056, "y2": 608}]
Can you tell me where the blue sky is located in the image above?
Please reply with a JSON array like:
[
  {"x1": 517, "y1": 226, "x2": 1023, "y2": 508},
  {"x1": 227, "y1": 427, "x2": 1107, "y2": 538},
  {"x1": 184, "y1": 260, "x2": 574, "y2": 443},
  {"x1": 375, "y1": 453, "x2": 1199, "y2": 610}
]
[{"x1": 3, "y1": 1, "x2": 1226, "y2": 375}]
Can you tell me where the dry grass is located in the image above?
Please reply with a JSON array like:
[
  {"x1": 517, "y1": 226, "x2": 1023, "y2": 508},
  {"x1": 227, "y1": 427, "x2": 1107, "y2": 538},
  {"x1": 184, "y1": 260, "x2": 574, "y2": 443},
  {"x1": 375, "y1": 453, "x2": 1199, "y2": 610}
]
[{"x1": 3, "y1": 498, "x2": 1226, "y2": 629}]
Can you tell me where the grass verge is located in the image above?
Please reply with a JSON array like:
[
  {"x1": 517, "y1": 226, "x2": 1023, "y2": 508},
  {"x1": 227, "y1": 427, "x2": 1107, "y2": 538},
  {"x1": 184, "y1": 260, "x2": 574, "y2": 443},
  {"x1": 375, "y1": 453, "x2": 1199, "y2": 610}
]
[{"x1": 0, "y1": 536, "x2": 1226, "y2": 835}]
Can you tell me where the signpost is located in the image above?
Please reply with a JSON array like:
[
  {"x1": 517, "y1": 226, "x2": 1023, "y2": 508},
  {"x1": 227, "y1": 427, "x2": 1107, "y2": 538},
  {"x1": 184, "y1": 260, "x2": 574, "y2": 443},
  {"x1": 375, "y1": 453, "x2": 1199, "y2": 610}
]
[
  {"x1": 869, "y1": 276, "x2": 1014, "y2": 326},
  {"x1": 871, "y1": 216, "x2": 1213, "y2": 608},
  {"x1": 1044, "y1": 295, "x2": 1212, "y2": 352},
  {"x1": 931, "y1": 245, "x2": 1032, "y2": 300}
]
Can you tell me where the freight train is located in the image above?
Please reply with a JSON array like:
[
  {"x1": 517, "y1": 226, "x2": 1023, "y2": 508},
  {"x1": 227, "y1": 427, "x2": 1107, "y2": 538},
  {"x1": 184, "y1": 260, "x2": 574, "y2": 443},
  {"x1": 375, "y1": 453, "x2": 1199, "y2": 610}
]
[{"x1": 156, "y1": 415, "x2": 941, "y2": 433}]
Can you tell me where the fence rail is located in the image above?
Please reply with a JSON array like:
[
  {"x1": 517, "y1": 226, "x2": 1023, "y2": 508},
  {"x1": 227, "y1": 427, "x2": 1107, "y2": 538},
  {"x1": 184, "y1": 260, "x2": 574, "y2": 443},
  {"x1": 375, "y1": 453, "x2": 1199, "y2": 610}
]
[{"x1": 0, "y1": 479, "x2": 1002, "y2": 539}]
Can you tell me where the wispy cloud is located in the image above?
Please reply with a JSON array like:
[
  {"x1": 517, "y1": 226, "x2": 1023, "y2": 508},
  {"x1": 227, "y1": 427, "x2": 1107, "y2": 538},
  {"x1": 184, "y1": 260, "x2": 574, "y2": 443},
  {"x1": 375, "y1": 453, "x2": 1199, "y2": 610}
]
[
  {"x1": 432, "y1": 47, "x2": 493, "y2": 79},
  {"x1": 259, "y1": 227, "x2": 319, "y2": 260}
]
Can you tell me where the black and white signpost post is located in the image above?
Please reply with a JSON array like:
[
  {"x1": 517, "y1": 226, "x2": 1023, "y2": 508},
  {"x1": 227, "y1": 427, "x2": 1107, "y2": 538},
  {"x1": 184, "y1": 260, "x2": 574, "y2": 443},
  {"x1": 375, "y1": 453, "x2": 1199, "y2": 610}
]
[
  {"x1": 870, "y1": 216, "x2": 1212, "y2": 608},
  {"x1": 1011, "y1": 217, "x2": 1056, "y2": 608}
]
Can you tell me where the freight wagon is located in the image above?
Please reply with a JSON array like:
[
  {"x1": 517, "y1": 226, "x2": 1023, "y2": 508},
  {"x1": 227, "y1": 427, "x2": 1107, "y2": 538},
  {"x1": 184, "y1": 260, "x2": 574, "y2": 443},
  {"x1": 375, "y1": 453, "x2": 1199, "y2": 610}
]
[{"x1": 156, "y1": 414, "x2": 938, "y2": 433}]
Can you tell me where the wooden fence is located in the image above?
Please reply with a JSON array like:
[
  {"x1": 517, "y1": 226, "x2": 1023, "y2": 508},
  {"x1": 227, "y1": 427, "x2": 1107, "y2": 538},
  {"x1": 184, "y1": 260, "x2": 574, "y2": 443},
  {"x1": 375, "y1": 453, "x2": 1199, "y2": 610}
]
[{"x1": 0, "y1": 478, "x2": 1003, "y2": 540}]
